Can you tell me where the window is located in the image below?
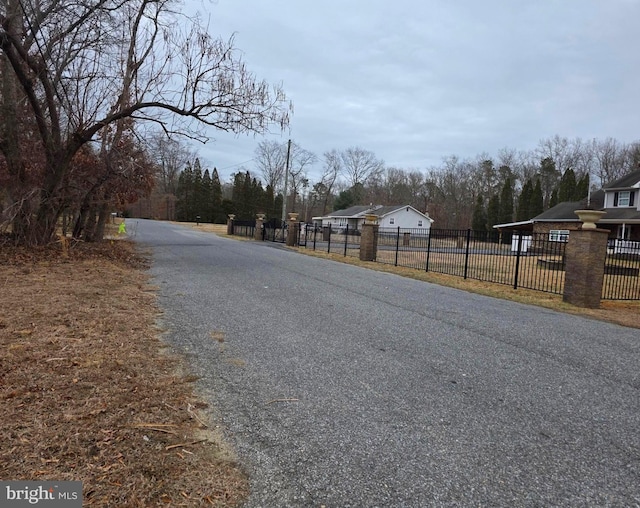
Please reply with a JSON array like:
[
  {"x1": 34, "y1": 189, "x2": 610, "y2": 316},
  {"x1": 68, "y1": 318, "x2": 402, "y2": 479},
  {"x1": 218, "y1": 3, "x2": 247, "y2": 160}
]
[
  {"x1": 417, "y1": 220, "x2": 423, "y2": 227},
  {"x1": 549, "y1": 230, "x2": 569, "y2": 242},
  {"x1": 614, "y1": 191, "x2": 634, "y2": 207},
  {"x1": 389, "y1": 218, "x2": 395, "y2": 225}
]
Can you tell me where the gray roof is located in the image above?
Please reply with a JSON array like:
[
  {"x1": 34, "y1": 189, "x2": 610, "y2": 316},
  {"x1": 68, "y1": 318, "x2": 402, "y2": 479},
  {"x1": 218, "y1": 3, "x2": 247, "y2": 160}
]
[
  {"x1": 323, "y1": 204, "x2": 429, "y2": 219},
  {"x1": 325, "y1": 205, "x2": 374, "y2": 217},
  {"x1": 603, "y1": 168, "x2": 640, "y2": 190},
  {"x1": 533, "y1": 190, "x2": 605, "y2": 221},
  {"x1": 373, "y1": 205, "x2": 409, "y2": 217},
  {"x1": 532, "y1": 186, "x2": 640, "y2": 223}
]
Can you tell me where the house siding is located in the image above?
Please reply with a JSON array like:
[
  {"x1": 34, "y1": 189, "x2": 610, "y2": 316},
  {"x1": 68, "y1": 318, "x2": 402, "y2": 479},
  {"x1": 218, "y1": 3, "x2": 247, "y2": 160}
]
[{"x1": 380, "y1": 208, "x2": 432, "y2": 230}]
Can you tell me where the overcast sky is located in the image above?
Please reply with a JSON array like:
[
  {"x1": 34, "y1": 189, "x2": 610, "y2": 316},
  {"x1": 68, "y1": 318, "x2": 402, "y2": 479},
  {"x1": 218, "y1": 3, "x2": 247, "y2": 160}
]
[{"x1": 188, "y1": 0, "x2": 640, "y2": 183}]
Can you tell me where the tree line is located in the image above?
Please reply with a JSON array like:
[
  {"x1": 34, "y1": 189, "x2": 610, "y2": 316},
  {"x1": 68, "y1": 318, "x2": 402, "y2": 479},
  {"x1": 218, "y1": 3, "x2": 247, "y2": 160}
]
[
  {"x1": 174, "y1": 160, "x2": 283, "y2": 223},
  {"x1": 243, "y1": 136, "x2": 639, "y2": 230},
  {"x1": 165, "y1": 135, "x2": 637, "y2": 230}
]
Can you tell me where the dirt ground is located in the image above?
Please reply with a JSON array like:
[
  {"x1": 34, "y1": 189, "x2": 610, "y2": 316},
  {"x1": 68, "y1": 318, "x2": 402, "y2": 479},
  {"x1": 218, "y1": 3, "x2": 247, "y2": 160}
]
[{"x1": 0, "y1": 236, "x2": 248, "y2": 507}]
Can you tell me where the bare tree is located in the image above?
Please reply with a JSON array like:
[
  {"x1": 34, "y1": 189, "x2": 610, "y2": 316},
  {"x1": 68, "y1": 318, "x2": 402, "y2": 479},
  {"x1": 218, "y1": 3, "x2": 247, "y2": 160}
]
[
  {"x1": 254, "y1": 139, "x2": 288, "y2": 192},
  {"x1": 590, "y1": 138, "x2": 632, "y2": 187},
  {"x1": 313, "y1": 149, "x2": 342, "y2": 215},
  {"x1": 0, "y1": 0, "x2": 291, "y2": 245},
  {"x1": 340, "y1": 146, "x2": 384, "y2": 201},
  {"x1": 148, "y1": 132, "x2": 195, "y2": 195},
  {"x1": 287, "y1": 142, "x2": 316, "y2": 213}
]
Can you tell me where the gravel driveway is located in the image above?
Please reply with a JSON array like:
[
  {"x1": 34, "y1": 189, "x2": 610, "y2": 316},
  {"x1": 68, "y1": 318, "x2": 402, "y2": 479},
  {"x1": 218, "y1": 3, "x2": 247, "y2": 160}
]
[{"x1": 134, "y1": 219, "x2": 640, "y2": 507}]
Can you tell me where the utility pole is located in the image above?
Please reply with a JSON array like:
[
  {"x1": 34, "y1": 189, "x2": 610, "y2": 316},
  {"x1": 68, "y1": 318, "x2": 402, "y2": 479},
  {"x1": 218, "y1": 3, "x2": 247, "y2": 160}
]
[{"x1": 281, "y1": 139, "x2": 292, "y2": 224}]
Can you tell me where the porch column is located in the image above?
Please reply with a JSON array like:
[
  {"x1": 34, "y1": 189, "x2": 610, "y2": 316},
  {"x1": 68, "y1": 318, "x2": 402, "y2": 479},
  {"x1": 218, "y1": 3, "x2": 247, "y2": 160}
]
[
  {"x1": 563, "y1": 227, "x2": 609, "y2": 308},
  {"x1": 254, "y1": 214, "x2": 265, "y2": 241},
  {"x1": 360, "y1": 214, "x2": 379, "y2": 262},
  {"x1": 226, "y1": 214, "x2": 235, "y2": 235},
  {"x1": 286, "y1": 212, "x2": 300, "y2": 247}
]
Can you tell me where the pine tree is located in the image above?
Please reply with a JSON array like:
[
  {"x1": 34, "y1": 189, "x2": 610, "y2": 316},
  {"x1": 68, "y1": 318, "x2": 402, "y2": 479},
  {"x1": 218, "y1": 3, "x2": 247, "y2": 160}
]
[
  {"x1": 576, "y1": 173, "x2": 590, "y2": 202},
  {"x1": 498, "y1": 177, "x2": 514, "y2": 224},
  {"x1": 210, "y1": 168, "x2": 224, "y2": 223},
  {"x1": 516, "y1": 179, "x2": 533, "y2": 221},
  {"x1": 231, "y1": 172, "x2": 245, "y2": 218},
  {"x1": 192, "y1": 159, "x2": 204, "y2": 219},
  {"x1": 264, "y1": 184, "x2": 275, "y2": 219},
  {"x1": 175, "y1": 161, "x2": 194, "y2": 221},
  {"x1": 558, "y1": 168, "x2": 577, "y2": 202},
  {"x1": 201, "y1": 169, "x2": 212, "y2": 222},
  {"x1": 549, "y1": 188, "x2": 559, "y2": 209},
  {"x1": 539, "y1": 157, "x2": 560, "y2": 208},
  {"x1": 486, "y1": 194, "x2": 500, "y2": 229},
  {"x1": 530, "y1": 179, "x2": 544, "y2": 217},
  {"x1": 471, "y1": 195, "x2": 487, "y2": 232}
]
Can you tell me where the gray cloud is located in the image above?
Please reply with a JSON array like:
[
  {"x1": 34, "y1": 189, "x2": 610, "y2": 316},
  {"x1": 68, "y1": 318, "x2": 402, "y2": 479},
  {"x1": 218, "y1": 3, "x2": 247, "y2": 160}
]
[{"x1": 190, "y1": 0, "x2": 640, "y2": 182}]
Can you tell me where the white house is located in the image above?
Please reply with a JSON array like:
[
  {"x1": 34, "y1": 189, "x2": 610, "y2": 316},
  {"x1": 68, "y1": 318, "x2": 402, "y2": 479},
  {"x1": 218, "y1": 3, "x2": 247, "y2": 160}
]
[{"x1": 313, "y1": 204, "x2": 434, "y2": 231}]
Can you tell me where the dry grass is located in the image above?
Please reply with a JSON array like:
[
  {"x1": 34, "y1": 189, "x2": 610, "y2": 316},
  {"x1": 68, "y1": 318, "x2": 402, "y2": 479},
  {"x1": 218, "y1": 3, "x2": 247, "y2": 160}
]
[{"x1": 0, "y1": 235, "x2": 248, "y2": 507}]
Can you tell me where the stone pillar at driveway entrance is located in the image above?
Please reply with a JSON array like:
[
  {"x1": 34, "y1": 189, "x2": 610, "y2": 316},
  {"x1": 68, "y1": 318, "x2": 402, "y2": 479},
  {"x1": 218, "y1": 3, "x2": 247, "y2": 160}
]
[
  {"x1": 286, "y1": 213, "x2": 300, "y2": 247},
  {"x1": 254, "y1": 214, "x2": 265, "y2": 241},
  {"x1": 563, "y1": 227, "x2": 609, "y2": 308},
  {"x1": 226, "y1": 214, "x2": 235, "y2": 235},
  {"x1": 360, "y1": 214, "x2": 379, "y2": 262}
]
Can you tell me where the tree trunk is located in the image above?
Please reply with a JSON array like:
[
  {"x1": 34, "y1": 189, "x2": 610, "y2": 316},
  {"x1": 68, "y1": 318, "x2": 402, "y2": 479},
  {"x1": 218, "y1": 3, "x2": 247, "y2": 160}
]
[
  {"x1": 93, "y1": 203, "x2": 110, "y2": 242},
  {"x1": 83, "y1": 206, "x2": 98, "y2": 242}
]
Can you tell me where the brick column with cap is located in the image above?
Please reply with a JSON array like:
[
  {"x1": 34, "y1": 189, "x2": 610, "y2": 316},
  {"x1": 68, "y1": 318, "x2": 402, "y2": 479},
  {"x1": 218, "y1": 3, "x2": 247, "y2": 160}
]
[
  {"x1": 360, "y1": 214, "x2": 379, "y2": 262},
  {"x1": 226, "y1": 214, "x2": 235, "y2": 235},
  {"x1": 254, "y1": 214, "x2": 265, "y2": 241},
  {"x1": 563, "y1": 227, "x2": 609, "y2": 308},
  {"x1": 286, "y1": 213, "x2": 300, "y2": 247}
]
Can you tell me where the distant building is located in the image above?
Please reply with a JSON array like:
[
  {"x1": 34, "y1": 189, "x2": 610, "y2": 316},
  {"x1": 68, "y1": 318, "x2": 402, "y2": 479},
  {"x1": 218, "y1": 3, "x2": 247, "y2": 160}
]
[{"x1": 313, "y1": 204, "x2": 434, "y2": 231}]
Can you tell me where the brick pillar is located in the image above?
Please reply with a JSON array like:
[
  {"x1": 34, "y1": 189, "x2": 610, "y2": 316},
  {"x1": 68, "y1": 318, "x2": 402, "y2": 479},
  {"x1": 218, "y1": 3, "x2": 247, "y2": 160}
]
[
  {"x1": 226, "y1": 214, "x2": 235, "y2": 235},
  {"x1": 360, "y1": 215, "x2": 379, "y2": 262},
  {"x1": 286, "y1": 213, "x2": 300, "y2": 247},
  {"x1": 254, "y1": 214, "x2": 265, "y2": 241},
  {"x1": 563, "y1": 228, "x2": 609, "y2": 308}
]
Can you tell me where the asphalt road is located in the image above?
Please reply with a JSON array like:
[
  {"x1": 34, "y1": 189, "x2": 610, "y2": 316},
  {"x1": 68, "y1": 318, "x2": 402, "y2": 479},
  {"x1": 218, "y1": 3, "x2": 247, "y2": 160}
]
[{"x1": 132, "y1": 219, "x2": 640, "y2": 507}]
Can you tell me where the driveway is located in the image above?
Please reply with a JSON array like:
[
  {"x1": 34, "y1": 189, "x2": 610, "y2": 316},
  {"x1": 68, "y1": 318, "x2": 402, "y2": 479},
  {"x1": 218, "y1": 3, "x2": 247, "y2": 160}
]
[{"x1": 133, "y1": 219, "x2": 640, "y2": 507}]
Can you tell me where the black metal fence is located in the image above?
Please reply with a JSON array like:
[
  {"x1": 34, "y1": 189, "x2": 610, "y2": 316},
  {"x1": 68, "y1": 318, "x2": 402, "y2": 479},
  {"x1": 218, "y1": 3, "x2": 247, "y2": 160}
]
[
  {"x1": 230, "y1": 220, "x2": 255, "y2": 238},
  {"x1": 603, "y1": 240, "x2": 640, "y2": 300},
  {"x1": 262, "y1": 218, "x2": 288, "y2": 243},
  {"x1": 374, "y1": 228, "x2": 567, "y2": 295},
  {"x1": 246, "y1": 224, "x2": 640, "y2": 301},
  {"x1": 301, "y1": 225, "x2": 361, "y2": 258}
]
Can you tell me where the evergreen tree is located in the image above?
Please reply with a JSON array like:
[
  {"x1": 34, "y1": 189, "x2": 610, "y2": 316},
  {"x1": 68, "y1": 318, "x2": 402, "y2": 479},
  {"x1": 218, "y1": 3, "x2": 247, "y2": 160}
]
[
  {"x1": 549, "y1": 188, "x2": 559, "y2": 208},
  {"x1": 530, "y1": 179, "x2": 544, "y2": 217},
  {"x1": 333, "y1": 188, "x2": 355, "y2": 211},
  {"x1": 486, "y1": 194, "x2": 500, "y2": 229},
  {"x1": 241, "y1": 171, "x2": 252, "y2": 218},
  {"x1": 558, "y1": 167, "x2": 577, "y2": 202},
  {"x1": 539, "y1": 157, "x2": 560, "y2": 208},
  {"x1": 471, "y1": 195, "x2": 487, "y2": 232},
  {"x1": 192, "y1": 159, "x2": 204, "y2": 219},
  {"x1": 175, "y1": 161, "x2": 194, "y2": 221},
  {"x1": 210, "y1": 168, "x2": 224, "y2": 223},
  {"x1": 498, "y1": 177, "x2": 514, "y2": 224},
  {"x1": 274, "y1": 193, "x2": 284, "y2": 221},
  {"x1": 201, "y1": 168, "x2": 212, "y2": 221},
  {"x1": 231, "y1": 172, "x2": 245, "y2": 218},
  {"x1": 576, "y1": 173, "x2": 590, "y2": 202},
  {"x1": 264, "y1": 184, "x2": 276, "y2": 219},
  {"x1": 516, "y1": 179, "x2": 533, "y2": 221}
]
